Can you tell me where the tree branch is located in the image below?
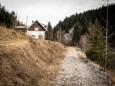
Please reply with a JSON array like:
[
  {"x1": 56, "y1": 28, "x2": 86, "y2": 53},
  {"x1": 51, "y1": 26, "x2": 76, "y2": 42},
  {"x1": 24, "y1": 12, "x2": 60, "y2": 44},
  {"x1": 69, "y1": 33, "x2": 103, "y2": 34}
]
[
  {"x1": 102, "y1": 27, "x2": 106, "y2": 31},
  {"x1": 83, "y1": 15, "x2": 96, "y2": 30},
  {"x1": 98, "y1": 12, "x2": 106, "y2": 23},
  {"x1": 108, "y1": 24, "x2": 115, "y2": 31},
  {"x1": 108, "y1": 31, "x2": 115, "y2": 38}
]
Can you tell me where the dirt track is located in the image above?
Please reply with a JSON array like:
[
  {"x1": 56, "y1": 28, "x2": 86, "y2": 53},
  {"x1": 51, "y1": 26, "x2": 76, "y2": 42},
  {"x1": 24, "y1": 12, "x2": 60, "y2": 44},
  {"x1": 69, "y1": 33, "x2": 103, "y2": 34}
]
[{"x1": 52, "y1": 47, "x2": 112, "y2": 86}]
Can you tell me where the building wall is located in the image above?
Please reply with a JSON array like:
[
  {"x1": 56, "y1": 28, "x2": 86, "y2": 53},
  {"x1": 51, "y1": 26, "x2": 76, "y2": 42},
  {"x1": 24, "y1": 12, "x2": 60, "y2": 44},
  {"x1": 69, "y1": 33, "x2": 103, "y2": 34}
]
[
  {"x1": 26, "y1": 21, "x2": 46, "y2": 39},
  {"x1": 27, "y1": 30, "x2": 45, "y2": 39}
]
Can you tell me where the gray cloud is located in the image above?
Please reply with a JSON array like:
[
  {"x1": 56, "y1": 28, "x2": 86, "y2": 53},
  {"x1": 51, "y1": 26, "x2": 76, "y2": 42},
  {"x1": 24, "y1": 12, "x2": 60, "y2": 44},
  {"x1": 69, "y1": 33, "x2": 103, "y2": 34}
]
[{"x1": 0, "y1": 0, "x2": 114, "y2": 26}]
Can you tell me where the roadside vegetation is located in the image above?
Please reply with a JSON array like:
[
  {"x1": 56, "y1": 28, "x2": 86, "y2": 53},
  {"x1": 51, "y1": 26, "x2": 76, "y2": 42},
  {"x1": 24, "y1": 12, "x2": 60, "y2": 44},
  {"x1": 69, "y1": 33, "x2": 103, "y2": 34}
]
[{"x1": 53, "y1": 4, "x2": 115, "y2": 82}]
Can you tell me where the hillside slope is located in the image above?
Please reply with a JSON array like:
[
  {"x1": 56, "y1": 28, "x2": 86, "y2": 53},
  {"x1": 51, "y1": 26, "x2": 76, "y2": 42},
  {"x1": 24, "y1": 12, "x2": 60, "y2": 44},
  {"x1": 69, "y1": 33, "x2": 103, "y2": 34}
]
[
  {"x1": 0, "y1": 27, "x2": 66, "y2": 86},
  {"x1": 0, "y1": 26, "x2": 28, "y2": 41}
]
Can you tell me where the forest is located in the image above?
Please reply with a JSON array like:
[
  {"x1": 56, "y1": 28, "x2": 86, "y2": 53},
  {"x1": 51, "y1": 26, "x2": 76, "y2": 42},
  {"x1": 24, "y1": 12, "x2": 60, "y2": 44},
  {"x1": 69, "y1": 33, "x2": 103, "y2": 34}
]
[
  {"x1": 53, "y1": 3, "x2": 115, "y2": 47},
  {"x1": 0, "y1": 3, "x2": 22, "y2": 28}
]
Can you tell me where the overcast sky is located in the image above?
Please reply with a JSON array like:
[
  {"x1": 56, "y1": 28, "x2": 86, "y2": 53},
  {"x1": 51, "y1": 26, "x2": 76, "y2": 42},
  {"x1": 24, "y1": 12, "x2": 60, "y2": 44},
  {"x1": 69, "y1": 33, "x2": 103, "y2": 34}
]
[{"x1": 0, "y1": 0, "x2": 114, "y2": 27}]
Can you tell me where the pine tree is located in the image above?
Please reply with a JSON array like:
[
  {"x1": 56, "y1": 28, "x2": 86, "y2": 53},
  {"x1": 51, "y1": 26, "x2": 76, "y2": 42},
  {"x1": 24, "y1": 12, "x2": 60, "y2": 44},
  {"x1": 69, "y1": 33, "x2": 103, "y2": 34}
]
[
  {"x1": 87, "y1": 20, "x2": 105, "y2": 63},
  {"x1": 89, "y1": 20, "x2": 105, "y2": 50},
  {"x1": 45, "y1": 22, "x2": 53, "y2": 40},
  {"x1": 0, "y1": 4, "x2": 17, "y2": 28},
  {"x1": 72, "y1": 22, "x2": 82, "y2": 46}
]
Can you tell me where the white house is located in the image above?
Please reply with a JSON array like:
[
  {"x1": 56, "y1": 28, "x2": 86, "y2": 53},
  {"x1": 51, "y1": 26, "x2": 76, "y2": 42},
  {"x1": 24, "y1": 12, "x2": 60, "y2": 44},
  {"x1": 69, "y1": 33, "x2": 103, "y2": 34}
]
[{"x1": 26, "y1": 20, "x2": 46, "y2": 39}]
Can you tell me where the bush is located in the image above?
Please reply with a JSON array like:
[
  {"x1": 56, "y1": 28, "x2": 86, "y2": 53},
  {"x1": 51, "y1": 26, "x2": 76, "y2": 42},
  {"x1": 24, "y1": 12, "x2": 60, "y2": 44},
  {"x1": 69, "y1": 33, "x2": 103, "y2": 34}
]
[
  {"x1": 86, "y1": 50, "x2": 98, "y2": 61},
  {"x1": 86, "y1": 49, "x2": 105, "y2": 65}
]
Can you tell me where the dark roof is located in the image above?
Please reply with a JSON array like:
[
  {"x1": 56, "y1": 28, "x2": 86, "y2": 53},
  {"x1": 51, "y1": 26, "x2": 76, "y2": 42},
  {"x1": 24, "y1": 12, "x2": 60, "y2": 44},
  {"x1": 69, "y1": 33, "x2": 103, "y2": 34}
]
[{"x1": 28, "y1": 20, "x2": 46, "y2": 31}]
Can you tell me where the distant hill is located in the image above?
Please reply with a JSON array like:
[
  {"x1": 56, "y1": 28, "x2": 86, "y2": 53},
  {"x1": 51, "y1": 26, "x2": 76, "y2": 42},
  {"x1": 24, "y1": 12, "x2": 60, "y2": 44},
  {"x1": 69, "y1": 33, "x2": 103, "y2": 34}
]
[{"x1": 54, "y1": 4, "x2": 115, "y2": 47}]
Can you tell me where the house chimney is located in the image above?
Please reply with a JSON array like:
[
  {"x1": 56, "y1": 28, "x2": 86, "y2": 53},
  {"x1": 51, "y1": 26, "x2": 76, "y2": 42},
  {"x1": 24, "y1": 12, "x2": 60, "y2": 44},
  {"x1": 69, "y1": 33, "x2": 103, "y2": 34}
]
[{"x1": 32, "y1": 21, "x2": 34, "y2": 23}]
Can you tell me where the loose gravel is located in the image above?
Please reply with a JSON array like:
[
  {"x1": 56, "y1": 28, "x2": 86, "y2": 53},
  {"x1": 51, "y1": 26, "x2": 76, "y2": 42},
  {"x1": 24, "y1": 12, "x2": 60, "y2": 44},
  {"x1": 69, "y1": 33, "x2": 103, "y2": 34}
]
[{"x1": 52, "y1": 47, "x2": 112, "y2": 86}]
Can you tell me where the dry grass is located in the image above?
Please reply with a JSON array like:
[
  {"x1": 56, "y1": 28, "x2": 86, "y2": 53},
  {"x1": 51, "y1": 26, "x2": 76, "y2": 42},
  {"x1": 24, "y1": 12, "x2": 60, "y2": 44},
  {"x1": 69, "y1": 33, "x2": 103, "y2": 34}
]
[
  {"x1": 0, "y1": 39, "x2": 66, "y2": 86},
  {"x1": 0, "y1": 26, "x2": 67, "y2": 86},
  {"x1": 29, "y1": 39, "x2": 67, "y2": 86},
  {"x1": 0, "y1": 26, "x2": 28, "y2": 42}
]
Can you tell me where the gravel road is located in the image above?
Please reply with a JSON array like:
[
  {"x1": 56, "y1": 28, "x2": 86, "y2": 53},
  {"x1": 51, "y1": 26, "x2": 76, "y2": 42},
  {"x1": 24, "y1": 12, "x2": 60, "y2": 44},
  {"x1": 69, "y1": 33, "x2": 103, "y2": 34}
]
[{"x1": 52, "y1": 47, "x2": 112, "y2": 86}]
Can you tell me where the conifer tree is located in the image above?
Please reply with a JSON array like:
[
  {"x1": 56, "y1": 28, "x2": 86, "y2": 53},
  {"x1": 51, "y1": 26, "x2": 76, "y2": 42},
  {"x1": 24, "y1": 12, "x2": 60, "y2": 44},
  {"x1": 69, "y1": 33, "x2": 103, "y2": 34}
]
[
  {"x1": 72, "y1": 22, "x2": 82, "y2": 46},
  {"x1": 87, "y1": 20, "x2": 105, "y2": 63},
  {"x1": 45, "y1": 22, "x2": 53, "y2": 40},
  {"x1": 89, "y1": 20, "x2": 105, "y2": 50}
]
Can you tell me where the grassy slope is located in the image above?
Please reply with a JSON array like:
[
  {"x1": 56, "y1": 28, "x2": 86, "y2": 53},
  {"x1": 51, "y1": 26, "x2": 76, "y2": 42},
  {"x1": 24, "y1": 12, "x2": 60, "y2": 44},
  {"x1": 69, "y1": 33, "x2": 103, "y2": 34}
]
[
  {"x1": 0, "y1": 26, "x2": 66, "y2": 86},
  {"x1": 0, "y1": 26, "x2": 28, "y2": 41}
]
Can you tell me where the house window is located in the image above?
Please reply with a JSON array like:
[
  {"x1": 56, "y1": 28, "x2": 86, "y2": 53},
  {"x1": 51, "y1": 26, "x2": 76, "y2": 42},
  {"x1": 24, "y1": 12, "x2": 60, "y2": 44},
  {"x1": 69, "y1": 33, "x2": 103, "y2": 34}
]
[
  {"x1": 34, "y1": 28, "x2": 39, "y2": 31},
  {"x1": 39, "y1": 35, "x2": 43, "y2": 39}
]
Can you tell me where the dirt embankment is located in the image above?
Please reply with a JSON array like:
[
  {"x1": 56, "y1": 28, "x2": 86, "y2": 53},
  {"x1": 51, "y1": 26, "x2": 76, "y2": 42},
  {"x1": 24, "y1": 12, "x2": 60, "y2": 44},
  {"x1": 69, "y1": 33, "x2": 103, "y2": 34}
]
[{"x1": 0, "y1": 39, "x2": 66, "y2": 86}]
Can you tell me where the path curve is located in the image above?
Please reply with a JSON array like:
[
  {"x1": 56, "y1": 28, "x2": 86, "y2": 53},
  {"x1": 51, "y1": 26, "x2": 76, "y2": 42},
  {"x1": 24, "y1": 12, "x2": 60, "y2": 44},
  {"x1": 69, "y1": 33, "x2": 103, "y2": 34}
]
[{"x1": 52, "y1": 47, "x2": 112, "y2": 86}]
